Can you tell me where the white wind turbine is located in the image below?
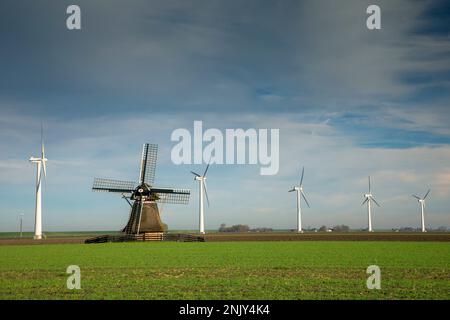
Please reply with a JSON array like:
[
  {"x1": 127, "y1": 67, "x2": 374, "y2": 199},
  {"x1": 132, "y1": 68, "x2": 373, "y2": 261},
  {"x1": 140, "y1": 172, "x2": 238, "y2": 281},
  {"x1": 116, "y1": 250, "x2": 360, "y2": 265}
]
[
  {"x1": 412, "y1": 190, "x2": 430, "y2": 233},
  {"x1": 362, "y1": 176, "x2": 380, "y2": 232},
  {"x1": 191, "y1": 160, "x2": 210, "y2": 234},
  {"x1": 289, "y1": 166, "x2": 310, "y2": 233},
  {"x1": 29, "y1": 125, "x2": 47, "y2": 240}
]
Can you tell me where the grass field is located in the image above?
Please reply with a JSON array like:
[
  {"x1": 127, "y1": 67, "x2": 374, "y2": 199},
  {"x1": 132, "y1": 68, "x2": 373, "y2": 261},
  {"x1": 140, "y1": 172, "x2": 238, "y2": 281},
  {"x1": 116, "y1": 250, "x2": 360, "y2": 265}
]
[{"x1": 0, "y1": 241, "x2": 449, "y2": 300}]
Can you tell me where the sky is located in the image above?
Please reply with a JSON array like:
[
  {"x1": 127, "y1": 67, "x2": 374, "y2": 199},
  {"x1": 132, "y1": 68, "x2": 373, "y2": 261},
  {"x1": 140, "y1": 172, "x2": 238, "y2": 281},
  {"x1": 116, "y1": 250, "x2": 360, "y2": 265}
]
[{"x1": 0, "y1": 0, "x2": 449, "y2": 232}]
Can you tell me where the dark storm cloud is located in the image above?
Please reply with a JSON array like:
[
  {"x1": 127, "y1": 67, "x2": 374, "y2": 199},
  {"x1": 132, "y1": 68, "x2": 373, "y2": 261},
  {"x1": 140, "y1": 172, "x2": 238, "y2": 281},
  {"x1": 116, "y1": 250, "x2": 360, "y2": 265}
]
[
  {"x1": 0, "y1": 0, "x2": 446, "y2": 120},
  {"x1": 0, "y1": 0, "x2": 303, "y2": 117}
]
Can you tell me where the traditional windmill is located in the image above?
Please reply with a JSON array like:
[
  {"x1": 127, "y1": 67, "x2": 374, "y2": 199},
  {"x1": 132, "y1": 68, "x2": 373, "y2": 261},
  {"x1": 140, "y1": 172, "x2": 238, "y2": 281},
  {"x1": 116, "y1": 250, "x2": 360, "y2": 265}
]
[{"x1": 92, "y1": 143, "x2": 190, "y2": 235}]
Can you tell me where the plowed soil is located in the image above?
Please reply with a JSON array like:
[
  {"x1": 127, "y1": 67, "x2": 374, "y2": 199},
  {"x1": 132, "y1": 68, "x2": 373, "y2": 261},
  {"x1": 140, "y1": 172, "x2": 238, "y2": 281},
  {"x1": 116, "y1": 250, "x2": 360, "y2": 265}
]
[{"x1": 1, "y1": 232, "x2": 448, "y2": 245}]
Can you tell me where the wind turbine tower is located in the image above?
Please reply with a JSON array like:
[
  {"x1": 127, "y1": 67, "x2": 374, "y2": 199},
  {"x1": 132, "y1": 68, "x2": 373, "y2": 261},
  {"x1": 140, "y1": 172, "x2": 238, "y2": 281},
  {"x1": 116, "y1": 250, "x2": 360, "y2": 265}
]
[
  {"x1": 413, "y1": 190, "x2": 430, "y2": 233},
  {"x1": 362, "y1": 176, "x2": 380, "y2": 232},
  {"x1": 29, "y1": 125, "x2": 47, "y2": 240},
  {"x1": 191, "y1": 160, "x2": 211, "y2": 234},
  {"x1": 289, "y1": 166, "x2": 310, "y2": 233}
]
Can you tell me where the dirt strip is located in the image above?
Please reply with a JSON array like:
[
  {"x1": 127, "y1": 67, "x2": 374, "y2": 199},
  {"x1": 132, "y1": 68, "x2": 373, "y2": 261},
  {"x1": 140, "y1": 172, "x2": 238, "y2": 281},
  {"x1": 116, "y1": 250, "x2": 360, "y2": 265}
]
[
  {"x1": 0, "y1": 232, "x2": 449, "y2": 245},
  {"x1": 0, "y1": 237, "x2": 88, "y2": 246},
  {"x1": 203, "y1": 232, "x2": 450, "y2": 242}
]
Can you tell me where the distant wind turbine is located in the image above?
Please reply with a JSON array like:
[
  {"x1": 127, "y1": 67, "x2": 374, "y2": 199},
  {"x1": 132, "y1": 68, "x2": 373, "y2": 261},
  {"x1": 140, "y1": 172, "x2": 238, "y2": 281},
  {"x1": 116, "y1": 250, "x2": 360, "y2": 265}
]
[
  {"x1": 412, "y1": 190, "x2": 430, "y2": 233},
  {"x1": 29, "y1": 124, "x2": 47, "y2": 240},
  {"x1": 191, "y1": 160, "x2": 211, "y2": 234},
  {"x1": 362, "y1": 176, "x2": 380, "y2": 232},
  {"x1": 289, "y1": 166, "x2": 310, "y2": 233}
]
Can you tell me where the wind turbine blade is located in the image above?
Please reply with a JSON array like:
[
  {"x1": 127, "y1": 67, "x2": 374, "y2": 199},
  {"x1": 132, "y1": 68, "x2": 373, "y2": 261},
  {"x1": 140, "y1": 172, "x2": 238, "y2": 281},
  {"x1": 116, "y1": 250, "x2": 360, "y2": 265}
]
[
  {"x1": 41, "y1": 124, "x2": 47, "y2": 189},
  {"x1": 190, "y1": 171, "x2": 201, "y2": 177},
  {"x1": 424, "y1": 189, "x2": 430, "y2": 199},
  {"x1": 362, "y1": 198, "x2": 368, "y2": 206},
  {"x1": 42, "y1": 160, "x2": 47, "y2": 189},
  {"x1": 41, "y1": 122, "x2": 44, "y2": 154},
  {"x1": 203, "y1": 157, "x2": 211, "y2": 177},
  {"x1": 288, "y1": 188, "x2": 295, "y2": 192},
  {"x1": 300, "y1": 166, "x2": 305, "y2": 186},
  {"x1": 41, "y1": 137, "x2": 45, "y2": 160},
  {"x1": 203, "y1": 180, "x2": 210, "y2": 206},
  {"x1": 368, "y1": 176, "x2": 371, "y2": 193},
  {"x1": 412, "y1": 195, "x2": 421, "y2": 200},
  {"x1": 42, "y1": 144, "x2": 46, "y2": 160},
  {"x1": 301, "y1": 190, "x2": 310, "y2": 208},
  {"x1": 371, "y1": 197, "x2": 381, "y2": 207}
]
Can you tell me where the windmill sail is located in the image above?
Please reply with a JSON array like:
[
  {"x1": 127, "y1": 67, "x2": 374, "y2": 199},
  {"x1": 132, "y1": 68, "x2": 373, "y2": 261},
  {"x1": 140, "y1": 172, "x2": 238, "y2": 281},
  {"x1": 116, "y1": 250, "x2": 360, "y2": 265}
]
[
  {"x1": 92, "y1": 178, "x2": 135, "y2": 194},
  {"x1": 139, "y1": 143, "x2": 158, "y2": 185},
  {"x1": 154, "y1": 189, "x2": 191, "y2": 204}
]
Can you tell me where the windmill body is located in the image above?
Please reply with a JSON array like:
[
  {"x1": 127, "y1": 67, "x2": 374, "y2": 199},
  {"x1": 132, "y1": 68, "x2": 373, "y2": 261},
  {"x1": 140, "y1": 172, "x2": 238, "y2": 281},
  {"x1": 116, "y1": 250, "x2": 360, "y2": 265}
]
[
  {"x1": 92, "y1": 144, "x2": 190, "y2": 235},
  {"x1": 413, "y1": 190, "x2": 430, "y2": 233},
  {"x1": 29, "y1": 128, "x2": 47, "y2": 240},
  {"x1": 289, "y1": 167, "x2": 310, "y2": 233},
  {"x1": 191, "y1": 162, "x2": 210, "y2": 235}
]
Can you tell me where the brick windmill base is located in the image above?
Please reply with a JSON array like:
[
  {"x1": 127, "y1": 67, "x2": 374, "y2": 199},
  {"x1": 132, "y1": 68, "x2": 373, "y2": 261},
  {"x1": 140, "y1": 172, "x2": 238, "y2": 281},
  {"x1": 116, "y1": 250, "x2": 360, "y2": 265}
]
[{"x1": 123, "y1": 201, "x2": 164, "y2": 233}]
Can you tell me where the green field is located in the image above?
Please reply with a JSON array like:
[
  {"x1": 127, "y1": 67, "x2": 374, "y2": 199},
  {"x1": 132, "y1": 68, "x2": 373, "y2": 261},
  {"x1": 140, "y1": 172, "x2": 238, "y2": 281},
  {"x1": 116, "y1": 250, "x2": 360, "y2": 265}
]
[{"x1": 0, "y1": 241, "x2": 449, "y2": 299}]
